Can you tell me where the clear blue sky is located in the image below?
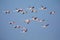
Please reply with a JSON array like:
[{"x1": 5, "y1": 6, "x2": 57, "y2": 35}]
[{"x1": 0, "y1": 0, "x2": 60, "y2": 40}]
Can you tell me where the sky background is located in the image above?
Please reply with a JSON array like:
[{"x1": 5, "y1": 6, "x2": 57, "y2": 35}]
[{"x1": 0, "y1": 0, "x2": 60, "y2": 40}]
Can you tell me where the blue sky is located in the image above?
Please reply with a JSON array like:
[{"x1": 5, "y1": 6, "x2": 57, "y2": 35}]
[{"x1": 0, "y1": 0, "x2": 60, "y2": 40}]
